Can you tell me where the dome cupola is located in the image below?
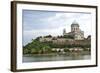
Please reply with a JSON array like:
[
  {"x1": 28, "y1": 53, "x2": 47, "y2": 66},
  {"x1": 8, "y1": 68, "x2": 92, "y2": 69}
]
[
  {"x1": 71, "y1": 20, "x2": 79, "y2": 27},
  {"x1": 71, "y1": 20, "x2": 79, "y2": 32}
]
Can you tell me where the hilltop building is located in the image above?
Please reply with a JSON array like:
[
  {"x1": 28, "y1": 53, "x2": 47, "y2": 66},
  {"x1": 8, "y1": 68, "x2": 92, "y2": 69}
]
[
  {"x1": 39, "y1": 21, "x2": 85, "y2": 43},
  {"x1": 63, "y1": 21, "x2": 84, "y2": 40}
]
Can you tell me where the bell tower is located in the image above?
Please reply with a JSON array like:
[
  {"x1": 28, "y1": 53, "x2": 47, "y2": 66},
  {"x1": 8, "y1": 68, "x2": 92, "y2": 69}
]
[{"x1": 63, "y1": 28, "x2": 66, "y2": 35}]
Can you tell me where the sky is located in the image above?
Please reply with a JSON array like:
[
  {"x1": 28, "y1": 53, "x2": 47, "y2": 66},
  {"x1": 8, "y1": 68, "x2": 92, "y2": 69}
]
[{"x1": 22, "y1": 10, "x2": 92, "y2": 46}]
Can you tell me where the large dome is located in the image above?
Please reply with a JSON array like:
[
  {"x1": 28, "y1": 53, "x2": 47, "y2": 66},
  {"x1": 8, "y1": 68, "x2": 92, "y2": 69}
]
[{"x1": 71, "y1": 21, "x2": 79, "y2": 27}]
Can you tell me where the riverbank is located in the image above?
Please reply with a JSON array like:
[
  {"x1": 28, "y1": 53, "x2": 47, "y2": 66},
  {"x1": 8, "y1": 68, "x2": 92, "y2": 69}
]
[{"x1": 23, "y1": 51, "x2": 91, "y2": 57}]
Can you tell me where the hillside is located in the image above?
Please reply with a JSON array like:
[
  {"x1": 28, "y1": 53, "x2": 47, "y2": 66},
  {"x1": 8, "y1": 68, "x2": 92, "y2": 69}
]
[{"x1": 23, "y1": 36, "x2": 91, "y2": 54}]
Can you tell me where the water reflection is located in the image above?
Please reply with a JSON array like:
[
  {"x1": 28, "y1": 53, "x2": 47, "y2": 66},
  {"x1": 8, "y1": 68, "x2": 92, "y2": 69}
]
[{"x1": 23, "y1": 51, "x2": 91, "y2": 62}]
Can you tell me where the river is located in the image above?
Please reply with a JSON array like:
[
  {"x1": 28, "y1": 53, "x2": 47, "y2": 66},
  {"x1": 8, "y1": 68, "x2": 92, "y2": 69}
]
[{"x1": 23, "y1": 51, "x2": 91, "y2": 62}]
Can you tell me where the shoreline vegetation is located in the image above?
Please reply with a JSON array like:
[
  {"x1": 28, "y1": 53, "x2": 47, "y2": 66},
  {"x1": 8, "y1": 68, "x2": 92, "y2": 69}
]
[
  {"x1": 23, "y1": 51, "x2": 91, "y2": 56},
  {"x1": 23, "y1": 35, "x2": 91, "y2": 55}
]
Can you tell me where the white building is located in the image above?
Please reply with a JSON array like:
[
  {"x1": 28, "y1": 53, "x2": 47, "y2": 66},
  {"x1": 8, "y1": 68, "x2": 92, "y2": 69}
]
[
  {"x1": 39, "y1": 21, "x2": 84, "y2": 42},
  {"x1": 63, "y1": 21, "x2": 84, "y2": 40}
]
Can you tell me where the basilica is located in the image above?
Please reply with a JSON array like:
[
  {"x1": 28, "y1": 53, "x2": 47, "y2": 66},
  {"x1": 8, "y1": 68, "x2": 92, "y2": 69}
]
[
  {"x1": 63, "y1": 21, "x2": 84, "y2": 40},
  {"x1": 39, "y1": 21, "x2": 85, "y2": 43}
]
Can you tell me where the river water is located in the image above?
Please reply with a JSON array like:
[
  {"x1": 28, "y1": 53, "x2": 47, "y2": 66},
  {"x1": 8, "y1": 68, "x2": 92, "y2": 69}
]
[{"x1": 23, "y1": 51, "x2": 91, "y2": 62}]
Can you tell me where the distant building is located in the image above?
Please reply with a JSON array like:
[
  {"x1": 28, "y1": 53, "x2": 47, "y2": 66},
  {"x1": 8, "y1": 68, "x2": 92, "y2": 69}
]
[
  {"x1": 63, "y1": 21, "x2": 84, "y2": 40},
  {"x1": 39, "y1": 21, "x2": 85, "y2": 43}
]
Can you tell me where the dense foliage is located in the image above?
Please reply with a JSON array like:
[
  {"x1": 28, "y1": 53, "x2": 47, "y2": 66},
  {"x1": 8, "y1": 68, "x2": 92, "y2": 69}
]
[{"x1": 23, "y1": 37, "x2": 91, "y2": 54}]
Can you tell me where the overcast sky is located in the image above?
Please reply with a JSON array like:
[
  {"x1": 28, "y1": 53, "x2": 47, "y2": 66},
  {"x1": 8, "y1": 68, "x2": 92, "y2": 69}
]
[{"x1": 22, "y1": 10, "x2": 92, "y2": 46}]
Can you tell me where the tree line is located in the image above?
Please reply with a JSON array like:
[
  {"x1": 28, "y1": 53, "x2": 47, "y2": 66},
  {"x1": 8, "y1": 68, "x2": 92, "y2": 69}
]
[{"x1": 23, "y1": 38, "x2": 91, "y2": 54}]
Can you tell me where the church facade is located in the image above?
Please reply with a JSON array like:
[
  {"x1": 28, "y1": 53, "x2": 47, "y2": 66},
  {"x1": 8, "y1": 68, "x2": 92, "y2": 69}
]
[{"x1": 63, "y1": 21, "x2": 84, "y2": 40}]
